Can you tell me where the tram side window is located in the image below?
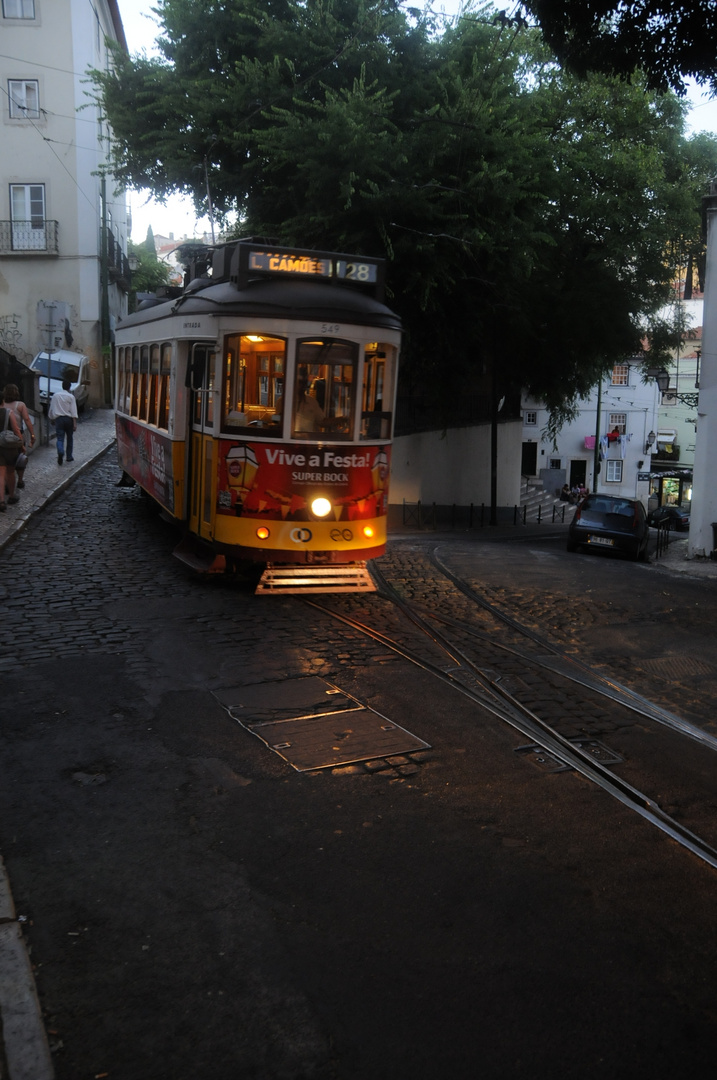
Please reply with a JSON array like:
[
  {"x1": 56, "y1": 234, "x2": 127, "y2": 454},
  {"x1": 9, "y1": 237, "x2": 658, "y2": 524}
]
[
  {"x1": 149, "y1": 345, "x2": 160, "y2": 424},
  {"x1": 158, "y1": 344, "x2": 171, "y2": 430},
  {"x1": 116, "y1": 347, "x2": 126, "y2": 412},
  {"x1": 139, "y1": 346, "x2": 150, "y2": 421},
  {"x1": 292, "y1": 339, "x2": 357, "y2": 440},
  {"x1": 222, "y1": 334, "x2": 286, "y2": 436},
  {"x1": 361, "y1": 344, "x2": 393, "y2": 440},
  {"x1": 130, "y1": 347, "x2": 140, "y2": 416}
]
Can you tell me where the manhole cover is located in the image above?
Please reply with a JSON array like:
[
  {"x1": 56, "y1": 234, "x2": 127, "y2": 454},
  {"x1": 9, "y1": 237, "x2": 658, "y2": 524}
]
[
  {"x1": 217, "y1": 677, "x2": 430, "y2": 771},
  {"x1": 637, "y1": 656, "x2": 715, "y2": 679}
]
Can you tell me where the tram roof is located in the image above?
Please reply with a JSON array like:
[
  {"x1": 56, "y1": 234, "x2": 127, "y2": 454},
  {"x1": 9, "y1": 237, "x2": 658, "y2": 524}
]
[{"x1": 118, "y1": 277, "x2": 402, "y2": 333}]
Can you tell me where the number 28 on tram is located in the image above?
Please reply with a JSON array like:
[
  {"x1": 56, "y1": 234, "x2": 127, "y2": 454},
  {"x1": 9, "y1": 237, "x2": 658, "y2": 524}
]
[{"x1": 113, "y1": 241, "x2": 402, "y2": 581}]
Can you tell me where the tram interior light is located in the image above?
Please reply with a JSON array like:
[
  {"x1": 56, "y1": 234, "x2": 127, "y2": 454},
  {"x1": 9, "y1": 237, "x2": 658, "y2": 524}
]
[{"x1": 311, "y1": 497, "x2": 332, "y2": 518}]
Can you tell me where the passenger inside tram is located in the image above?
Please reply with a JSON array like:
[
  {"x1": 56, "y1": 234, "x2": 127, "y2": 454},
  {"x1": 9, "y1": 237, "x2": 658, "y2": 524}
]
[{"x1": 294, "y1": 369, "x2": 325, "y2": 432}]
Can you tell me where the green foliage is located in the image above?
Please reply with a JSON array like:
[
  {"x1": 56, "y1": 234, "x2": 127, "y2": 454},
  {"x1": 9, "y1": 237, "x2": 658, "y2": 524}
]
[
  {"x1": 127, "y1": 239, "x2": 171, "y2": 312},
  {"x1": 518, "y1": 0, "x2": 717, "y2": 95},
  {"x1": 92, "y1": 0, "x2": 717, "y2": 430}
]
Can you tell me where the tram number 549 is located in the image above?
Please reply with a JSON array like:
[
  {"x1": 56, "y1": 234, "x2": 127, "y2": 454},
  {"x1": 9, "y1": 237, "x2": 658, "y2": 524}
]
[{"x1": 321, "y1": 323, "x2": 341, "y2": 335}]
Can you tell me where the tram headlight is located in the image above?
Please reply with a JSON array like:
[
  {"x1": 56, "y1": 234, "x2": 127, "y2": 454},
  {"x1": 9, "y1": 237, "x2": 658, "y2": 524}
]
[
  {"x1": 311, "y1": 497, "x2": 332, "y2": 518},
  {"x1": 363, "y1": 525, "x2": 375, "y2": 539},
  {"x1": 256, "y1": 526, "x2": 270, "y2": 540}
]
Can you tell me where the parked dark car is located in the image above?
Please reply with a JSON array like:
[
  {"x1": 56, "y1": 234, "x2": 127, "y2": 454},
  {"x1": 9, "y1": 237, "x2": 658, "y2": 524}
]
[
  {"x1": 647, "y1": 505, "x2": 690, "y2": 531},
  {"x1": 567, "y1": 494, "x2": 649, "y2": 560}
]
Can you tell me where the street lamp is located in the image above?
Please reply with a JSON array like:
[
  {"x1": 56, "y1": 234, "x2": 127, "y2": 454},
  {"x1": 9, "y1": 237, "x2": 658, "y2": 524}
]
[
  {"x1": 649, "y1": 365, "x2": 699, "y2": 407},
  {"x1": 645, "y1": 430, "x2": 656, "y2": 454}
]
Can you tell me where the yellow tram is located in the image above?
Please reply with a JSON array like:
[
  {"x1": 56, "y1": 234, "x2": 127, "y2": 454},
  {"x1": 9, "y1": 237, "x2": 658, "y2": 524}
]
[{"x1": 114, "y1": 240, "x2": 402, "y2": 590}]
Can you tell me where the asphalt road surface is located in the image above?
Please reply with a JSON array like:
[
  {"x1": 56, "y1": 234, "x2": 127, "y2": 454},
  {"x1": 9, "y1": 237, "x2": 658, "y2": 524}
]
[{"x1": 1, "y1": 457, "x2": 717, "y2": 1080}]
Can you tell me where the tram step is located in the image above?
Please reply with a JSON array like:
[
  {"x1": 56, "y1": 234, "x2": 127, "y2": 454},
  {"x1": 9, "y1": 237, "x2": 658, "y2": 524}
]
[{"x1": 256, "y1": 563, "x2": 377, "y2": 594}]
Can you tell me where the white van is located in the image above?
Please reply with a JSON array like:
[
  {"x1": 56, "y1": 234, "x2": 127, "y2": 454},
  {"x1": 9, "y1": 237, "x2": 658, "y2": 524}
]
[{"x1": 30, "y1": 350, "x2": 91, "y2": 413}]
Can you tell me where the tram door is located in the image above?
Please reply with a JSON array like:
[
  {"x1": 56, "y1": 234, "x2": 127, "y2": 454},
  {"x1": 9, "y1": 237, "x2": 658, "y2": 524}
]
[{"x1": 188, "y1": 343, "x2": 218, "y2": 540}]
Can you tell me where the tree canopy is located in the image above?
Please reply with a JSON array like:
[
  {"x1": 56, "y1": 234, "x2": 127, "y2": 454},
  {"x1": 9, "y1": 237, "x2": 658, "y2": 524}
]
[
  {"x1": 517, "y1": 0, "x2": 717, "y2": 95},
  {"x1": 93, "y1": 0, "x2": 717, "y2": 430}
]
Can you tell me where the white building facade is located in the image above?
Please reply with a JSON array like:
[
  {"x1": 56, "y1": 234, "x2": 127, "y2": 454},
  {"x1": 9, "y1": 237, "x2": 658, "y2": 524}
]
[
  {"x1": 1, "y1": 0, "x2": 129, "y2": 405},
  {"x1": 522, "y1": 359, "x2": 663, "y2": 506}
]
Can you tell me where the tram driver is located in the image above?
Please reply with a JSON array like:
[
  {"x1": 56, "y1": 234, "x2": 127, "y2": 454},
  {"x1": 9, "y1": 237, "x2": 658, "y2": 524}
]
[{"x1": 294, "y1": 369, "x2": 325, "y2": 432}]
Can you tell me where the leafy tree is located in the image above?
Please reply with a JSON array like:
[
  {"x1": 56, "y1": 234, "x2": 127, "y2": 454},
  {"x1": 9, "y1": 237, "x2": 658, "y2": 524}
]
[
  {"x1": 127, "y1": 238, "x2": 171, "y2": 312},
  {"x1": 517, "y1": 0, "x2": 717, "y2": 95},
  {"x1": 93, "y1": 1, "x2": 717, "y2": 431}
]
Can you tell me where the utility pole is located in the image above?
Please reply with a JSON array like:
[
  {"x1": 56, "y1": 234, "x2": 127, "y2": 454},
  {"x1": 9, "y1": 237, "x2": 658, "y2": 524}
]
[
  {"x1": 592, "y1": 378, "x2": 602, "y2": 493},
  {"x1": 100, "y1": 171, "x2": 112, "y2": 405},
  {"x1": 689, "y1": 180, "x2": 717, "y2": 558},
  {"x1": 203, "y1": 156, "x2": 216, "y2": 244}
]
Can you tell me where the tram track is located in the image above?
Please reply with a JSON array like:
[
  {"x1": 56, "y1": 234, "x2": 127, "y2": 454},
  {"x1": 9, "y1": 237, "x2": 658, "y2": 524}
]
[{"x1": 304, "y1": 549, "x2": 717, "y2": 871}]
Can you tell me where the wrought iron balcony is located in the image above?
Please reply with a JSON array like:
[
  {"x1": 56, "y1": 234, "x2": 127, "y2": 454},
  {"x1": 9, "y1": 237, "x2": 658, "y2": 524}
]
[
  {"x1": 105, "y1": 227, "x2": 131, "y2": 289},
  {"x1": 0, "y1": 219, "x2": 59, "y2": 254}
]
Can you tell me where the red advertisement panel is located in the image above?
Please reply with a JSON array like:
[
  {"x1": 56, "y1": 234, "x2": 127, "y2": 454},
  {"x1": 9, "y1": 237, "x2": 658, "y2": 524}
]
[
  {"x1": 216, "y1": 441, "x2": 390, "y2": 522},
  {"x1": 116, "y1": 416, "x2": 175, "y2": 513}
]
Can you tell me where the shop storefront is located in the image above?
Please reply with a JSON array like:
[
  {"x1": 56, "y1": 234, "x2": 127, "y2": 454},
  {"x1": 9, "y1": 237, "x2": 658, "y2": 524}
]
[{"x1": 648, "y1": 468, "x2": 693, "y2": 510}]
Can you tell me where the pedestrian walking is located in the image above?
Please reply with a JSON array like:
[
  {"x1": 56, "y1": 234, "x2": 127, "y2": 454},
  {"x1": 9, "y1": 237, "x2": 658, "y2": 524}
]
[
  {"x1": 48, "y1": 378, "x2": 78, "y2": 465},
  {"x1": 2, "y1": 383, "x2": 35, "y2": 489},
  {"x1": 0, "y1": 389, "x2": 24, "y2": 511}
]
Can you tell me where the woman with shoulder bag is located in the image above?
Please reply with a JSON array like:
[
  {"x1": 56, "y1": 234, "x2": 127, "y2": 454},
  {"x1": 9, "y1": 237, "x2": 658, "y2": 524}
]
[
  {"x1": 2, "y1": 383, "x2": 35, "y2": 489},
  {"x1": 0, "y1": 389, "x2": 24, "y2": 511}
]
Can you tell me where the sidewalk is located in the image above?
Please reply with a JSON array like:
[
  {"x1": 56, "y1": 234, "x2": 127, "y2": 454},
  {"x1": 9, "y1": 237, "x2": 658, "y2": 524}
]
[
  {"x1": 0, "y1": 407, "x2": 116, "y2": 1080},
  {"x1": 0, "y1": 407, "x2": 117, "y2": 554}
]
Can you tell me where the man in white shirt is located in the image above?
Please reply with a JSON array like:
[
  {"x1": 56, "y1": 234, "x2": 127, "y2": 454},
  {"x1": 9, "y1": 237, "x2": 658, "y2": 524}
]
[{"x1": 48, "y1": 378, "x2": 78, "y2": 465}]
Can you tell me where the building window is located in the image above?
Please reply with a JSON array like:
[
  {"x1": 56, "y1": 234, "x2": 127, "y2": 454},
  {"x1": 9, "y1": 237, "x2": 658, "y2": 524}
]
[
  {"x1": 549, "y1": 458, "x2": 561, "y2": 470},
  {"x1": 2, "y1": 0, "x2": 35, "y2": 16},
  {"x1": 524, "y1": 410, "x2": 537, "y2": 426},
  {"x1": 608, "y1": 412, "x2": 626, "y2": 435},
  {"x1": 611, "y1": 363, "x2": 629, "y2": 386},
  {"x1": 8, "y1": 80, "x2": 39, "y2": 119},
  {"x1": 606, "y1": 460, "x2": 623, "y2": 483},
  {"x1": 10, "y1": 183, "x2": 47, "y2": 249}
]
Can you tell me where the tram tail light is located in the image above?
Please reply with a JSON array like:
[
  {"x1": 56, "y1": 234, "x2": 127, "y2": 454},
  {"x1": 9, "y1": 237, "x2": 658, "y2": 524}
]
[
  {"x1": 256, "y1": 526, "x2": 270, "y2": 540},
  {"x1": 363, "y1": 525, "x2": 375, "y2": 538}
]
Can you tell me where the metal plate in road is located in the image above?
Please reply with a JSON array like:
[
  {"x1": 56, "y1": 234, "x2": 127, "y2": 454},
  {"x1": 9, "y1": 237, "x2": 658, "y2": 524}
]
[{"x1": 216, "y1": 676, "x2": 430, "y2": 771}]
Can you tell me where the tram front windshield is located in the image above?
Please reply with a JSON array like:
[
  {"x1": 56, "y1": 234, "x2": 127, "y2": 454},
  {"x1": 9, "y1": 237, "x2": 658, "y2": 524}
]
[
  {"x1": 223, "y1": 334, "x2": 285, "y2": 434},
  {"x1": 221, "y1": 333, "x2": 392, "y2": 441},
  {"x1": 292, "y1": 340, "x2": 357, "y2": 440}
]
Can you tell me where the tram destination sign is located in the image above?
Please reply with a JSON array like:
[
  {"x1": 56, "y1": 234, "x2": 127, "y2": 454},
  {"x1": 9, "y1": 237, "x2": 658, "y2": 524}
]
[{"x1": 232, "y1": 242, "x2": 384, "y2": 297}]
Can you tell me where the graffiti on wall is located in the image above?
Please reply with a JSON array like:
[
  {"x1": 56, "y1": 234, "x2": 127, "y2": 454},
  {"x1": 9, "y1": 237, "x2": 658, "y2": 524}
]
[{"x1": 0, "y1": 313, "x2": 33, "y2": 363}]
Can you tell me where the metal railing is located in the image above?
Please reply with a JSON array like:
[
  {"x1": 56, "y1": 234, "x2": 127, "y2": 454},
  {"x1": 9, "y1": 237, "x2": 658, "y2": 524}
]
[
  {"x1": 0, "y1": 219, "x2": 59, "y2": 254},
  {"x1": 654, "y1": 520, "x2": 672, "y2": 560},
  {"x1": 399, "y1": 500, "x2": 572, "y2": 530}
]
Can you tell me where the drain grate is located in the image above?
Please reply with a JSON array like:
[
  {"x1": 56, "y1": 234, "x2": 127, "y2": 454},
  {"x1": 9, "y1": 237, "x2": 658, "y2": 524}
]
[{"x1": 216, "y1": 676, "x2": 430, "y2": 771}]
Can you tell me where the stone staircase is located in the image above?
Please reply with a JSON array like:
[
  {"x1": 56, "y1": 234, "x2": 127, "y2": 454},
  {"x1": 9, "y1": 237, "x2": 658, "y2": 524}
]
[{"x1": 520, "y1": 477, "x2": 566, "y2": 523}]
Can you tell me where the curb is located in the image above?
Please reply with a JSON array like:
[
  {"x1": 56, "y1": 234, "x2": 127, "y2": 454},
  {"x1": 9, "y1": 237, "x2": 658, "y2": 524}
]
[{"x1": 0, "y1": 859, "x2": 54, "y2": 1080}]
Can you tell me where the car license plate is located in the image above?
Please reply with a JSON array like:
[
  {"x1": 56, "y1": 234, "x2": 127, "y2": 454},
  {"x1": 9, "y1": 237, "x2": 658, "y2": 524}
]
[{"x1": 589, "y1": 535, "x2": 614, "y2": 547}]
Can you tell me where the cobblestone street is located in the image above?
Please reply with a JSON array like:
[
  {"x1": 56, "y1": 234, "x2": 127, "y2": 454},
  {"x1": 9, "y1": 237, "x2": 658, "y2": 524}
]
[{"x1": 1, "y1": 451, "x2": 717, "y2": 1079}]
